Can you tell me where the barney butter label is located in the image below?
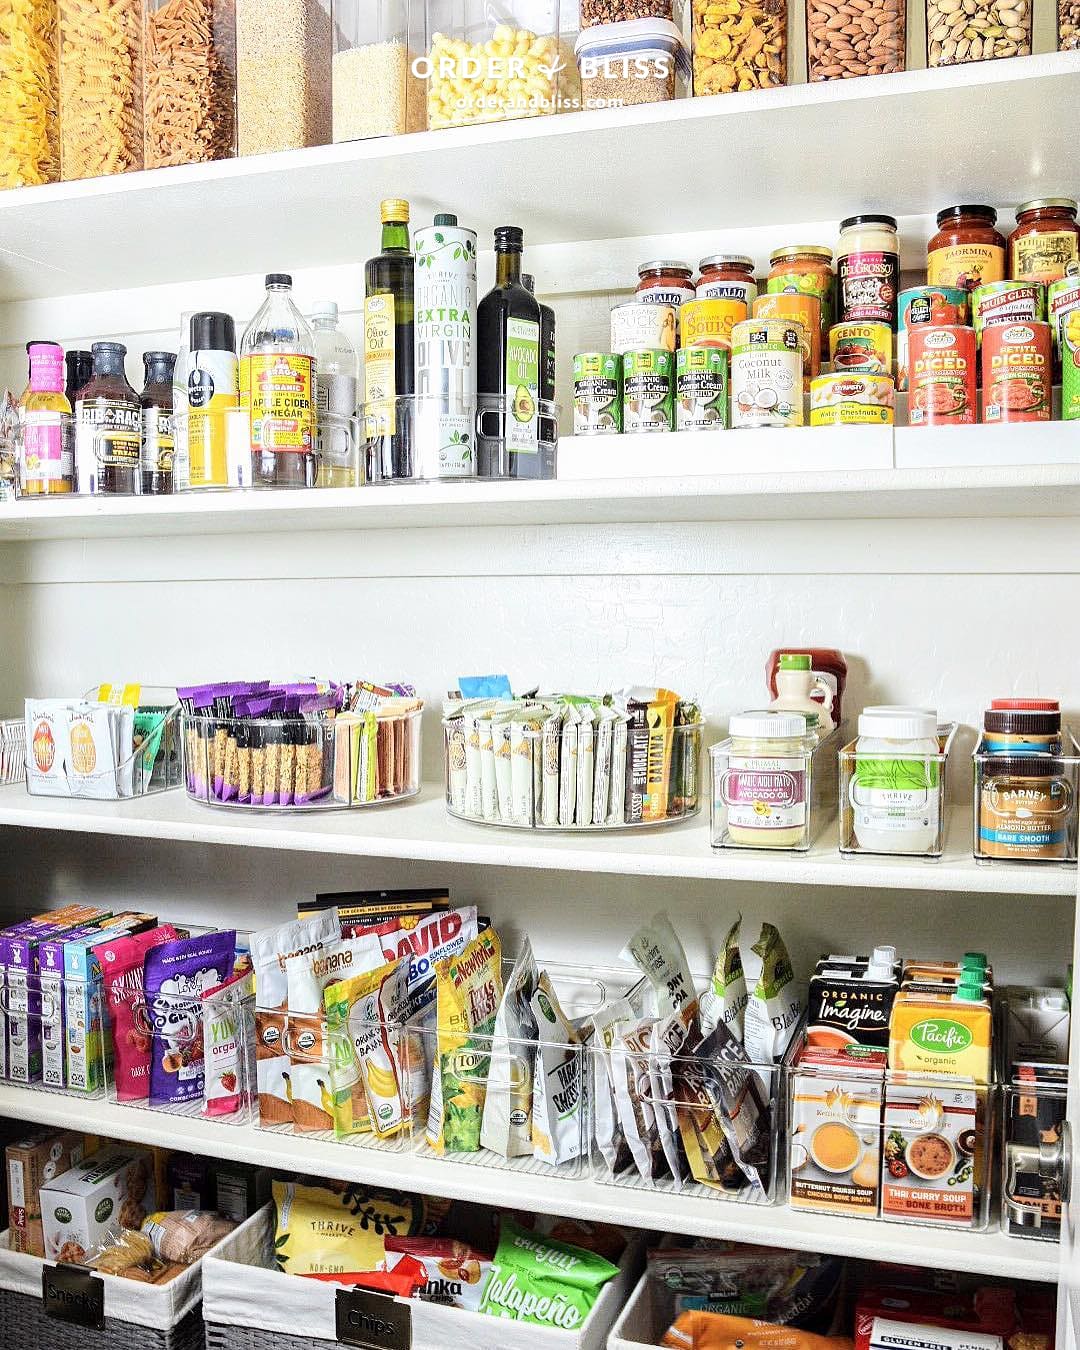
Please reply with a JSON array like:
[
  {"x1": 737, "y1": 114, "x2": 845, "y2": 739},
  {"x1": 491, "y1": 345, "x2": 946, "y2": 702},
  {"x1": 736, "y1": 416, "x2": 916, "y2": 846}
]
[{"x1": 248, "y1": 353, "x2": 314, "y2": 454}]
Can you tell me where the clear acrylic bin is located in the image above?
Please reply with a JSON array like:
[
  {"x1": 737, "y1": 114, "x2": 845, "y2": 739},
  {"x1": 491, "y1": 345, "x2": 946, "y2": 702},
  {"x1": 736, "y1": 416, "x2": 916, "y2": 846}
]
[
  {"x1": 1000, "y1": 1074, "x2": 1068, "y2": 1241},
  {"x1": 973, "y1": 729, "x2": 1080, "y2": 864},
  {"x1": 182, "y1": 707, "x2": 422, "y2": 811},
  {"x1": 710, "y1": 726, "x2": 841, "y2": 852},
  {"x1": 236, "y1": 0, "x2": 332, "y2": 154},
  {"x1": 477, "y1": 392, "x2": 559, "y2": 480},
  {"x1": 25, "y1": 695, "x2": 181, "y2": 800},
  {"x1": 407, "y1": 959, "x2": 642, "y2": 1178},
  {"x1": 443, "y1": 711, "x2": 702, "y2": 830},
  {"x1": 421, "y1": 0, "x2": 574, "y2": 129},
  {"x1": 332, "y1": 0, "x2": 427, "y2": 141},
  {"x1": 575, "y1": 18, "x2": 691, "y2": 110},
  {"x1": 0, "y1": 974, "x2": 106, "y2": 1097},
  {"x1": 315, "y1": 410, "x2": 362, "y2": 488},
  {"x1": 363, "y1": 393, "x2": 479, "y2": 483},
  {"x1": 691, "y1": 0, "x2": 786, "y2": 94},
  {"x1": 172, "y1": 410, "x2": 252, "y2": 493},
  {"x1": 839, "y1": 722, "x2": 957, "y2": 859},
  {"x1": 143, "y1": 0, "x2": 237, "y2": 169}
]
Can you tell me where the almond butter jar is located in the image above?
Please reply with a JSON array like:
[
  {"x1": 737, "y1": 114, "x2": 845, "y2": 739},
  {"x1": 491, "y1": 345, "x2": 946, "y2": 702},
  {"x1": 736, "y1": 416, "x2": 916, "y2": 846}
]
[{"x1": 977, "y1": 756, "x2": 1073, "y2": 861}]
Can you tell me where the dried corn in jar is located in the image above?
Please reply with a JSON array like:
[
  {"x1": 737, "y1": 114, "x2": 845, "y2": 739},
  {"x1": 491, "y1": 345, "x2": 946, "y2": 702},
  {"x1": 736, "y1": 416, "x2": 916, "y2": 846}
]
[
  {"x1": 58, "y1": 0, "x2": 142, "y2": 179},
  {"x1": 236, "y1": 0, "x2": 331, "y2": 155},
  {"x1": 0, "y1": 0, "x2": 59, "y2": 188},
  {"x1": 423, "y1": 22, "x2": 563, "y2": 129},
  {"x1": 144, "y1": 0, "x2": 236, "y2": 169},
  {"x1": 691, "y1": 0, "x2": 787, "y2": 94}
]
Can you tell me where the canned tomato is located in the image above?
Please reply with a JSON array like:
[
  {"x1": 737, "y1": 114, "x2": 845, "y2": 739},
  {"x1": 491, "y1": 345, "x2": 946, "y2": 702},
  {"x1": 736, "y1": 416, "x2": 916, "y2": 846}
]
[
  {"x1": 907, "y1": 325, "x2": 977, "y2": 426},
  {"x1": 810, "y1": 373, "x2": 894, "y2": 426},
  {"x1": 610, "y1": 301, "x2": 677, "y2": 356},
  {"x1": 1049, "y1": 275, "x2": 1080, "y2": 364},
  {"x1": 730, "y1": 319, "x2": 805, "y2": 430},
  {"x1": 980, "y1": 322, "x2": 1052, "y2": 423},
  {"x1": 896, "y1": 287, "x2": 967, "y2": 390},
  {"x1": 972, "y1": 281, "x2": 1046, "y2": 345},
  {"x1": 676, "y1": 347, "x2": 728, "y2": 431},
  {"x1": 753, "y1": 293, "x2": 819, "y2": 381},
  {"x1": 680, "y1": 298, "x2": 746, "y2": 350},
  {"x1": 573, "y1": 353, "x2": 622, "y2": 436},
  {"x1": 622, "y1": 350, "x2": 674, "y2": 434},
  {"x1": 1062, "y1": 308, "x2": 1080, "y2": 420},
  {"x1": 829, "y1": 322, "x2": 892, "y2": 375}
]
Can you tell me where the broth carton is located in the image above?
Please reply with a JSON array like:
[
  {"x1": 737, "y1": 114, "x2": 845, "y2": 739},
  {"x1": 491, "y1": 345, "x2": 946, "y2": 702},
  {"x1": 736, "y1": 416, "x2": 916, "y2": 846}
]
[
  {"x1": 807, "y1": 961, "x2": 898, "y2": 1050},
  {"x1": 888, "y1": 984, "x2": 992, "y2": 1084}
]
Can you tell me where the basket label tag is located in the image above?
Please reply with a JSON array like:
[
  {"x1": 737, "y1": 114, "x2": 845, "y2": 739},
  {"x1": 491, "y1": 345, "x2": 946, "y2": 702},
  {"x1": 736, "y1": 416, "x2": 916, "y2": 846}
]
[
  {"x1": 336, "y1": 1289, "x2": 411, "y2": 1349},
  {"x1": 42, "y1": 1263, "x2": 105, "y2": 1330}
]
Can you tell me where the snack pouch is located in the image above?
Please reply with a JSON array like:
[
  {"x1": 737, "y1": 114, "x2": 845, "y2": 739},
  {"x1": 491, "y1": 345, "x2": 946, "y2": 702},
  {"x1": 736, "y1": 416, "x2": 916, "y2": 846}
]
[
  {"x1": 144, "y1": 930, "x2": 236, "y2": 1107},
  {"x1": 383, "y1": 1236, "x2": 493, "y2": 1312},
  {"x1": 541, "y1": 707, "x2": 565, "y2": 825},
  {"x1": 623, "y1": 911, "x2": 696, "y2": 1018},
  {"x1": 699, "y1": 916, "x2": 748, "y2": 1042},
  {"x1": 94, "y1": 925, "x2": 179, "y2": 1102},
  {"x1": 743, "y1": 923, "x2": 802, "y2": 1065},
  {"x1": 649, "y1": 1004, "x2": 700, "y2": 1191},
  {"x1": 589, "y1": 997, "x2": 635, "y2": 1175},
  {"x1": 425, "y1": 929, "x2": 503, "y2": 1153},
  {"x1": 324, "y1": 957, "x2": 411, "y2": 1139},
  {"x1": 531, "y1": 971, "x2": 585, "y2": 1166},
  {"x1": 479, "y1": 1218, "x2": 620, "y2": 1329},
  {"x1": 661, "y1": 1311, "x2": 853, "y2": 1350},
  {"x1": 355, "y1": 906, "x2": 479, "y2": 1013},
  {"x1": 272, "y1": 1180, "x2": 441, "y2": 1277},
  {"x1": 202, "y1": 967, "x2": 256, "y2": 1117},
  {"x1": 612, "y1": 1017, "x2": 666, "y2": 1181},
  {"x1": 576, "y1": 705, "x2": 596, "y2": 826},
  {"x1": 480, "y1": 939, "x2": 539, "y2": 1158}
]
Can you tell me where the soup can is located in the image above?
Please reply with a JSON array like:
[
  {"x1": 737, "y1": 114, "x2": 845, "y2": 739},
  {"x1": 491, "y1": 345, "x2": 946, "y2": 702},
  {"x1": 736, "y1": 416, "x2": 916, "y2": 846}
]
[
  {"x1": 981, "y1": 322, "x2": 1052, "y2": 424},
  {"x1": 829, "y1": 322, "x2": 892, "y2": 375},
  {"x1": 610, "y1": 301, "x2": 676, "y2": 356},
  {"x1": 676, "y1": 347, "x2": 728, "y2": 431},
  {"x1": 680, "y1": 297, "x2": 746, "y2": 351},
  {"x1": 622, "y1": 350, "x2": 674, "y2": 434},
  {"x1": 730, "y1": 319, "x2": 805, "y2": 429},
  {"x1": 907, "y1": 324, "x2": 977, "y2": 426},
  {"x1": 972, "y1": 281, "x2": 1046, "y2": 347},
  {"x1": 809, "y1": 373, "x2": 894, "y2": 426},
  {"x1": 897, "y1": 287, "x2": 967, "y2": 390},
  {"x1": 752, "y1": 293, "x2": 819, "y2": 381},
  {"x1": 573, "y1": 352, "x2": 622, "y2": 436}
]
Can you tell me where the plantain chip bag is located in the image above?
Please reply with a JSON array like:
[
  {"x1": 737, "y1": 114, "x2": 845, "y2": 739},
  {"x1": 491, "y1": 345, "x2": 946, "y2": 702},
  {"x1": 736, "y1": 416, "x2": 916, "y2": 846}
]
[
  {"x1": 622, "y1": 911, "x2": 695, "y2": 1018},
  {"x1": 272, "y1": 1179, "x2": 443, "y2": 1277},
  {"x1": 425, "y1": 929, "x2": 503, "y2": 1153},
  {"x1": 324, "y1": 956, "x2": 412, "y2": 1139},
  {"x1": 742, "y1": 922, "x2": 802, "y2": 1065},
  {"x1": 480, "y1": 939, "x2": 538, "y2": 1158},
  {"x1": 699, "y1": 915, "x2": 748, "y2": 1042},
  {"x1": 530, "y1": 971, "x2": 585, "y2": 1166}
]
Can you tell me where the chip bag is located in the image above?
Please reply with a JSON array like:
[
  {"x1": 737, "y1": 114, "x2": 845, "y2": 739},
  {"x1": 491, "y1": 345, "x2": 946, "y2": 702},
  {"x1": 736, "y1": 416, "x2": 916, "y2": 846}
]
[
  {"x1": 662, "y1": 1312, "x2": 853, "y2": 1350},
  {"x1": 382, "y1": 1237, "x2": 493, "y2": 1311},
  {"x1": 324, "y1": 957, "x2": 411, "y2": 1139},
  {"x1": 478, "y1": 1218, "x2": 619, "y2": 1330}
]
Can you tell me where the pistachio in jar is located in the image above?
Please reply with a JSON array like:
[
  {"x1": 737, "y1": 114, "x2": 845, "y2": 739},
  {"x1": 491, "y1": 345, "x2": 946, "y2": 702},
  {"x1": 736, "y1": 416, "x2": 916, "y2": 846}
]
[
  {"x1": 692, "y1": 0, "x2": 787, "y2": 94},
  {"x1": 925, "y1": 0, "x2": 1032, "y2": 65}
]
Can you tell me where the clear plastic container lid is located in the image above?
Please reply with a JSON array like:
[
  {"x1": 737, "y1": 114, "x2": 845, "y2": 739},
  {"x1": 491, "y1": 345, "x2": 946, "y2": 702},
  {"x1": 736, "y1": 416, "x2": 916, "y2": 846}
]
[
  {"x1": 729, "y1": 710, "x2": 808, "y2": 739},
  {"x1": 574, "y1": 17, "x2": 691, "y2": 68}
]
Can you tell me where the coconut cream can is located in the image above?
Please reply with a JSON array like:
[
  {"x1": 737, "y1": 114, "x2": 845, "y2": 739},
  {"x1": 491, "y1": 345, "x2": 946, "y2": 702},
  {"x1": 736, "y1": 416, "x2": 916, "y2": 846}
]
[{"x1": 414, "y1": 214, "x2": 478, "y2": 477}]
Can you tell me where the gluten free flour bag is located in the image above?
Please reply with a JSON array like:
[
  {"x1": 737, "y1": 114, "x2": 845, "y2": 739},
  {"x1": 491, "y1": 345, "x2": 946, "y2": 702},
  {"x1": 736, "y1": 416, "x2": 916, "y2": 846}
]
[{"x1": 479, "y1": 1218, "x2": 619, "y2": 1329}]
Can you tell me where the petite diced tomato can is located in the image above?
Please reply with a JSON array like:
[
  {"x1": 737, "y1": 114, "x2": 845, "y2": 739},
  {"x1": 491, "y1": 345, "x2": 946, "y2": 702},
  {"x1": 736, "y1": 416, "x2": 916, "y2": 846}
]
[
  {"x1": 676, "y1": 347, "x2": 728, "y2": 431},
  {"x1": 897, "y1": 286, "x2": 967, "y2": 390},
  {"x1": 907, "y1": 324, "x2": 977, "y2": 426},
  {"x1": 980, "y1": 322, "x2": 1053, "y2": 423}
]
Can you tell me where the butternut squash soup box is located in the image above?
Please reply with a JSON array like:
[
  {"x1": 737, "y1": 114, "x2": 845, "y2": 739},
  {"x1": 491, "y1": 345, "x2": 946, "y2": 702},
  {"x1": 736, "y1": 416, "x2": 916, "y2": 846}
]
[{"x1": 789, "y1": 1044, "x2": 886, "y2": 1217}]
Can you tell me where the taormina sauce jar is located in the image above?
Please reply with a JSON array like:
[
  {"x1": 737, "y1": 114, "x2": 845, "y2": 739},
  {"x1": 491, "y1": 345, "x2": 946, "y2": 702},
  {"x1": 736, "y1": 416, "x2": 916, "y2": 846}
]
[
  {"x1": 636, "y1": 261, "x2": 696, "y2": 311},
  {"x1": 1008, "y1": 198, "x2": 1080, "y2": 284},
  {"x1": 927, "y1": 205, "x2": 1006, "y2": 294}
]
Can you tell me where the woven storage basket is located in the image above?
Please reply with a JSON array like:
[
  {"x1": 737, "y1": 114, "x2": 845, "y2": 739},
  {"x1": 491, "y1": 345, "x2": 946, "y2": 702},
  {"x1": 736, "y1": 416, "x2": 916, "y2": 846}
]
[
  {"x1": 203, "y1": 1205, "x2": 641, "y2": 1350},
  {"x1": 0, "y1": 1228, "x2": 207, "y2": 1350}
]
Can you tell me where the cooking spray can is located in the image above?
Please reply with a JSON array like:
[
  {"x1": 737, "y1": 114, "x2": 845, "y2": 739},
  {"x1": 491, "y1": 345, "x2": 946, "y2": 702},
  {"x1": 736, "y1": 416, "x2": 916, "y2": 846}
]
[
  {"x1": 414, "y1": 213, "x2": 478, "y2": 477},
  {"x1": 186, "y1": 312, "x2": 239, "y2": 490}
]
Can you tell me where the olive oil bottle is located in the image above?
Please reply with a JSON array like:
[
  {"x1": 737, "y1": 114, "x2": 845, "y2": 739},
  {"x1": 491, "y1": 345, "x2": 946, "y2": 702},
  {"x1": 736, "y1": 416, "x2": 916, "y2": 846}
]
[{"x1": 365, "y1": 197, "x2": 414, "y2": 476}]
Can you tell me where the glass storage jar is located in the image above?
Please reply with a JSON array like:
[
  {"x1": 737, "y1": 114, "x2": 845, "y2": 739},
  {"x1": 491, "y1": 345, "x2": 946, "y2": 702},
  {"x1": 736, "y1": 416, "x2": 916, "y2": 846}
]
[
  {"x1": 1008, "y1": 199, "x2": 1080, "y2": 285},
  {"x1": 925, "y1": 0, "x2": 1030, "y2": 65},
  {"x1": 422, "y1": 0, "x2": 569, "y2": 129},
  {"x1": 59, "y1": 0, "x2": 143, "y2": 179},
  {"x1": 0, "y1": 0, "x2": 59, "y2": 188},
  {"x1": 575, "y1": 16, "x2": 690, "y2": 109},
  {"x1": 1062, "y1": 0, "x2": 1079, "y2": 46},
  {"x1": 806, "y1": 0, "x2": 904, "y2": 79},
  {"x1": 143, "y1": 0, "x2": 236, "y2": 169},
  {"x1": 691, "y1": 0, "x2": 786, "y2": 94},
  {"x1": 697, "y1": 254, "x2": 758, "y2": 308},
  {"x1": 332, "y1": 0, "x2": 426, "y2": 141},
  {"x1": 236, "y1": 0, "x2": 331, "y2": 154},
  {"x1": 767, "y1": 245, "x2": 833, "y2": 346}
]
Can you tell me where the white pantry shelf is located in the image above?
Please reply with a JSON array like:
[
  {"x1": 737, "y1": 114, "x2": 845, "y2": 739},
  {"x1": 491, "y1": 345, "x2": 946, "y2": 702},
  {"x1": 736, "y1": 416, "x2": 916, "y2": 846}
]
[
  {"x1": 4, "y1": 461, "x2": 1080, "y2": 540},
  {"x1": 0, "y1": 1085, "x2": 1058, "y2": 1283},
  {"x1": 0, "y1": 784, "x2": 1073, "y2": 895},
  {"x1": 0, "y1": 51, "x2": 1076, "y2": 300}
]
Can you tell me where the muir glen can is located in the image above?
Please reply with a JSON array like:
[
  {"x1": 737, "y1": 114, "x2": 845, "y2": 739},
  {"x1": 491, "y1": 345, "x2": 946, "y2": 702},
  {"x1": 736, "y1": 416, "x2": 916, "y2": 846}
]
[
  {"x1": 981, "y1": 322, "x2": 1052, "y2": 423},
  {"x1": 731, "y1": 319, "x2": 805, "y2": 429},
  {"x1": 676, "y1": 347, "x2": 728, "y2": 431},
  {"x1": 573, "y1": 353, "x2": 622, "y2": 435},
  {"x1": 972, "y1": 281, "x2": 1046, "y2": 347},
  {"x1": 908, "y1": 324, "x2": 977, "y2": 425}
]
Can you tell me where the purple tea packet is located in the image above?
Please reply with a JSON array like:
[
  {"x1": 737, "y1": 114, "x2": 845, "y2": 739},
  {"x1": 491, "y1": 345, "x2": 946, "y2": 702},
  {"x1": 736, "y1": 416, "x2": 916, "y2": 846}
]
[{"x1": 144, "y1": 930, "x2": 237, "y2": 1107}]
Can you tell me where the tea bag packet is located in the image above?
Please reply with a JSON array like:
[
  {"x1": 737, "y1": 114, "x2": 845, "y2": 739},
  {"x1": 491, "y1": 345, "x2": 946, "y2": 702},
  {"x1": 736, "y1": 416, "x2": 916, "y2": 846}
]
[
  {"x1": 558, "y1": 705, "x2": 580, "y2": 826},
  {"x1": 531, "y1": 972, "x2": 587, "y2": 1166},
  {"x1": 510, "y1": 714, "x2": 544, "y2": 825},
  {"x1": 699, "y1": 916, "x2": 748, "y2": 1042},
  {"x1": 612, "y1": 1017, "x2": 666, "y2": 1181},
  {"x1": 541, "y1": 707, "x2": 565, "y2": 825},
  {"x1": 622, "y1": 911, "x2": 696, "y2": 1020},
  {"x1": 608, "y1": 712, "x2": 629, "y2": 824},
  {"x1": 576, "y1": 705, "x2": 596, "y2": 826},
  {"x1": 25, "y1": 699, "x2": 75, "y2": 796},
  {"x1": 743, "y1": 923, "x2": 803, "y2": 1065},
  {"x1": 144, "y1": 930, "x2": 237, "y2": 1108},
  {"x1": 324, "y1": 957, "x2": 412, "y2": 1140},
  {"x1": 589, "y1": 998, "x2": 635, "y2": 1175},
  {"x1": 480, "y1": 939, "x2": 539, "y2": 1157}
]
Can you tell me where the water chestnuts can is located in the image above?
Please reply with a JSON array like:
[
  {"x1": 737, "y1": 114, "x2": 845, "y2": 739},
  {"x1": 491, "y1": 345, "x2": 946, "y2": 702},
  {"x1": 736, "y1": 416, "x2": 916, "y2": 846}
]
[{"x1": 810, "y1": 372, "x2": 894, "y2": 426}]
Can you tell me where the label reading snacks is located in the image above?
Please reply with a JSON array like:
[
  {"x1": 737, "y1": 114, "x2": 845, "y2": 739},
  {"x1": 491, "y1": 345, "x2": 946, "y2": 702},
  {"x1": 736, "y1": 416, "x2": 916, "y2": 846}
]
[{"x1": 336, "y1": 1288, "x2": 412, "y2": 1350}]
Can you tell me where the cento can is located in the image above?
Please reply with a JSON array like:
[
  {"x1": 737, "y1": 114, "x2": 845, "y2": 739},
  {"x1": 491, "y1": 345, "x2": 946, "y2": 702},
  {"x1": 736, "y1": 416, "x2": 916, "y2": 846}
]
[
  {"x1": 907, "y1": 324, "x2": 977, "y2": 426},
  {"x1": 676, "y1": 347, "x2": 728, "y2": 431},
  {"x1": 810, "y1": 372, "x2": 894, "y2": 426},
  {"x1": 730, "y1": 319, "x2": 805, "y2": 429},
  {"x1": 573, "y1": 352, "x2": 622, "y2": 435},
  {"x1": 972, "y1": 281, "x2": 1046, "y2": 347},
  {"x1": 610, "y1": 301, "x2": 677, "y2": 356},
  {"x1": 680, "y1": 298, "x2": 746, "y2": 351},
  {"x1": 622, "y1": 350, "x2": 674, "y2": 433},
  {"x1": 980, "y1": 322, "x2": 1052, "y2": 423},
  {"x1": 897, "y1": 287, "x2": 966, "y2": 390},
  {"x1": 829, "y1": 321, "x2": 892, "y2": 375}
]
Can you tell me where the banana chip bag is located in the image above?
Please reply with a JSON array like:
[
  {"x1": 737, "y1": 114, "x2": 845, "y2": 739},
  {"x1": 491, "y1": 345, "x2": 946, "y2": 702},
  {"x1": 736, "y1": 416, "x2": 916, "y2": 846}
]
[{"x1": 324, "y1": 957, "x2": 412, "y2": 1139}]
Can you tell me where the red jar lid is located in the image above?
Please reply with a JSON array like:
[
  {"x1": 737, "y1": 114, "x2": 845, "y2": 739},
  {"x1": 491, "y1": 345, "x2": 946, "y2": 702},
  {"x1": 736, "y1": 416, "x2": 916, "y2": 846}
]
[{"x1": 990, "y1": 698, "x2": 1059, "y2": 711}]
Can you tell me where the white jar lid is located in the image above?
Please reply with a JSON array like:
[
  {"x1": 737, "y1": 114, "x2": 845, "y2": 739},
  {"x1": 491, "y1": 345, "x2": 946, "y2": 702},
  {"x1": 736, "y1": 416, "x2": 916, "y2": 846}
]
[
  {"x1": 729, "y1": 709, "x2": 808, "y2": 739},
  {"x1": 858, "y1": 707, "x2": 937, "y2": 739}
]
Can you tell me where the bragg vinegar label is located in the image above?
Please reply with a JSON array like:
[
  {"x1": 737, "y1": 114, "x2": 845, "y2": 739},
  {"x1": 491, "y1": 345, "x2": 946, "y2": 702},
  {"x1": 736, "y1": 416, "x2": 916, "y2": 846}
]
[{"x1": 248, "y1": 353, "x2": 314, "y2": 455}]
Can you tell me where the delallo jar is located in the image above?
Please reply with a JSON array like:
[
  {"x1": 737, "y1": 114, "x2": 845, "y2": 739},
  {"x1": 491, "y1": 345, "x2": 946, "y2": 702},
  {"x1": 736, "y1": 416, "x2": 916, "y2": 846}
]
[
  {"x1": 897, "y1": 286, "x2": 967, "y2": 389},
  {"x1": 697, "y1": 255, "x2": 758, "y2": 309},
  {"x1": 981, "y1": 322, "x2": 1053, "y2": 423},
  {"x1": 681, "y1": 298, "x2": 746, "y2": 349},
  {"x1": 767, "y1": 245, "x2": 833, "y2": 344},
  {"x1": 636, "y1": 261, "x2": 696, "y2": 322},
  {"x1": 829, "y1": 322, "x2": 892, "y2": 375},
  {"x1": 836, "y1": 215, "x2": 900, "y2": 333},
  {"x1": 927, "y1": 206, "x2": 1006, "y2": 294},
  {"x1": 730, "y1": 318, "x2": 805, "y2": 429},
  {"x1": 1008, "y1": 199, "x2": 1080, "y2": 284},
  {"x1": 907, "y1": 325, "x2": 977, "y2": 426},
  {"x1": 753, "y1": 293, "x2": 819, "y2": 382}
]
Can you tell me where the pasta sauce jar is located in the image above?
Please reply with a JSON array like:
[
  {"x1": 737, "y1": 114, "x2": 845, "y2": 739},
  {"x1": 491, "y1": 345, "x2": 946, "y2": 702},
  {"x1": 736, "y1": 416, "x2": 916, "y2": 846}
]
[
  {"x1": 908, "y1": 324, "x2": 977, "y2": 425},
  {"x1": 697, "y1": 255, "x2": 758, "y2": 309},
  {"x1": 836, "y1": 214, "x2": 900, "y2": 332},
  {"x1": 927, "y1": 205, "x2": 1006, "y2": 294},
  {"x1": 636, "y1": 261, "x2": 696, "y2": 311},
  {"x1": 767, "y1": 245, "x2": 833, "y2": 343},
  {"x1": 1008, "y1": 199, "x2": 1080, "y2": 284}
]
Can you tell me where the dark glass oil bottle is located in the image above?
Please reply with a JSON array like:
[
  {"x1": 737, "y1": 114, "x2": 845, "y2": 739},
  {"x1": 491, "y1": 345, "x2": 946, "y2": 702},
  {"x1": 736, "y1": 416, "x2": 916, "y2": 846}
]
[
  {"x1": 478, "y1": 226, "x2": 548, "y2": 479},
  {"x1": 364, "y1": 197, "x2": 414, "y2": 477},
  {"x1": 522, "y1": 273, "x2": 557, "y2": 403},
  {"x1": 140, "y1": 350, "x2": 176, "y2": 495}
]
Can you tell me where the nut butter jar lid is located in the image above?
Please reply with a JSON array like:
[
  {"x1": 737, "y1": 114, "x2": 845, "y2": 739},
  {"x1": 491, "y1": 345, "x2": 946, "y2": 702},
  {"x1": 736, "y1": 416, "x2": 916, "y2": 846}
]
[
  {"x1": 857, "y1": 708, "x2": 937, "y2": 740},
  {"x1": 990, "y1": 697, "x2": 1059, "y2": 711},
  {"x1": 984, "y1": 710, "x2": 1061, "y2": 735},
  {"x1": 729, "y1": 710, "x2": 807, "y2": 740},
  {"x1": 981, "y1": 754, "x2": 1063, "y2": 778}
]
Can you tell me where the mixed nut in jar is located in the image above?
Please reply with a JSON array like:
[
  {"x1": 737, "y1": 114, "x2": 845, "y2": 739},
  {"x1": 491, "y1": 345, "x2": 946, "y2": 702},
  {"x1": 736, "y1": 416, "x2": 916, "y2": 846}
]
[
  {"x1": 907, "y1": 324, "x2": 977, "y2": 426},
  {"x1": 730, "y1": 318, "x2": 805, "y2": 429},
  {"x1": 810, "y1": 372, "x2": 894, "y2": 425},
  {"x1": 807, "y1": 0, "x2": 905, "y2": 78},
  {"x1": 925, "y1": 0, "x2": 1032, "y2": 65}
]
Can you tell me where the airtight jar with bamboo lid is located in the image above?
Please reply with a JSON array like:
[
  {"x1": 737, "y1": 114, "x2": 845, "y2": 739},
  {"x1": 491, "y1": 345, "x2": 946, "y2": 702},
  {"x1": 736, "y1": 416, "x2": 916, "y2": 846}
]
[
  {"x1": 711, "y1": 711, "x2": 816, "y2": 850},
  {"x1": 975, "y1": 755, "x2": 1074, "y2": 862}
]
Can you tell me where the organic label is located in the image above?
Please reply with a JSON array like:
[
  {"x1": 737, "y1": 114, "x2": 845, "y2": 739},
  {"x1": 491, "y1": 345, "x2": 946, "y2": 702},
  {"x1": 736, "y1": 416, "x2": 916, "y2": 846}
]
[
  {"x1": 248, "y1": 353, "x2": 314, "y2": 454},
  {"x1": 365, "y1": 293, "x2": 397, "y2": 435},
  {"x1": 927, "y1": 242, "x2": 1005, "y2": 292},
  {"x1": 1012, "y1": 230, "x2": 1079, "y2": 283},
  {"x1": 505, "y1": 317, "x2": 540, "y2": 454}
]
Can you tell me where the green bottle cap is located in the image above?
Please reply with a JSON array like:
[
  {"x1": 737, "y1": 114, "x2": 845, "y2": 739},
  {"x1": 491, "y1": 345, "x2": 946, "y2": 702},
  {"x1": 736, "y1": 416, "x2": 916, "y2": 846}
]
[
  {"x1": 963, "y1": 952, "x2": 988, "y2": 970},
  {"x1": 779, "y1": 653, "x2": 812, "y2": 671},
  {"x1": 955, "y1": 982, "x2": 984, "y2": 1002},
  {"x1": 434, "y1": 213, "x2": 458, "y2": 227}
]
